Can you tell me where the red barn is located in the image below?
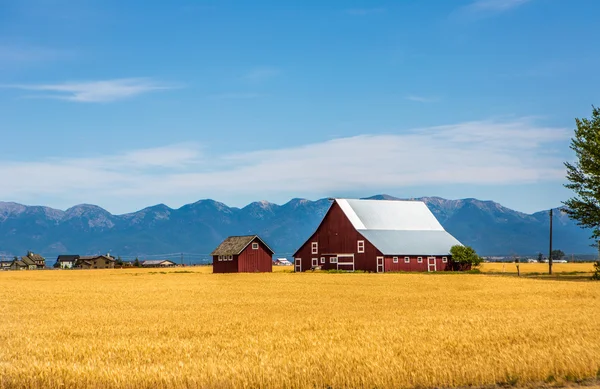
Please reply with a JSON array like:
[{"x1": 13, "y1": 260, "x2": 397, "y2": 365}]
[
  {"x1": 293, "y1": 198, "x2": 463, "y2": 273},
  {"x1": 212, "y1": 235, "x2": 274, "y2": 273}
]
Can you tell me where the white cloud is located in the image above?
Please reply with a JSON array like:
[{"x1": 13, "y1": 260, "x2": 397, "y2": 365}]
[
  {"x1": 460, "y1": 0, "x2": 533, "y2": 15},
  {"x1": 0, "y1": 118, "x2": 569, "y2": 213},
  {"x1": 405, "y1": 95, "x2": 439, "y2": 103},
  {"x1": 0, "y1": 45, "x2": 67, "y2": 64},
  {"x1": 1, "y1": 78, "x2": 178, "y2": 103},
  {"x1": 243, "y1": 67, "x2": 281, "y2": 83}
]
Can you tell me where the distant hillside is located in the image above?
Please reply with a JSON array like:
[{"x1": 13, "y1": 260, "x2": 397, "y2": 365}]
[{"x1": 0, "y1": 195, "x2": 594, "y2": 260}]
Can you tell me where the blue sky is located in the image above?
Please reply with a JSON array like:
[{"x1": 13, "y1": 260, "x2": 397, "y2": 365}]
[{"x1": 0, "y1": 0, "x2": 598, "y2": 214}]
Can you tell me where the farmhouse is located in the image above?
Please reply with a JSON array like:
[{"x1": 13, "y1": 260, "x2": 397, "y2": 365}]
[
  {"x1": 56, "y1": 255, "x2": 80, "y2": 269},
  {"x1": 75, "y1": 254, "x2": 116, "y2": 269},
  {"x1": 293, "y1": 198, "x2": 462, "y2": 273},
  {"x1": 211, "y1": 235, "x2": 274, "y2": 273},
  {"x1": 141, "y1": 260, "x2": 176, "y2": 268},
  {"x1": 1, "y1": 260, "x2": 12, "y2": 270}
]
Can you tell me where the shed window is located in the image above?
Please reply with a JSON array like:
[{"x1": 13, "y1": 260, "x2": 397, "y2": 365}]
[
  {"x1": 442, "y1": 257, "x2": 448, "y2": 263},
  {"x1": 357, "y1": 240, "x2": 365, "y2": 253},
  {"x1": 320, "y1": 257, "x2": 325, "y2": 264},
  {"x1": 393, "y1": 257, "x2": 398, "y2": 263},
  {"x1": 331, "y1": 256, "x2": 338, "y2": 264},
  {"x1": 404, "y1": 256, "x2": 410, "y2": 263},
  {"x1": 311, "y1": 242, "x2": 318, "y2": 254},
  {"x1": 417, "y1": 257, "x2": 423, "y2": 263},
  {"x1": 252, "y1": 243, "x2": 259, "y2": 250}
]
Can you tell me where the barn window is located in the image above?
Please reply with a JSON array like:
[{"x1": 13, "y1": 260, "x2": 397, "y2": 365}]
[
  {"x1": 417, "y1": 257, "x2": 423, "y2": 263},
  {"x1": 404, "y1": 257, "x2": 410, "y2": 263},
  {"x1": 320, "y1": 257, "x2": 325, "y2": 264},
  {"x1": 218, "y1": 256, "x2": 222, "y2": 261},
  {"x1": 331, "y1": 257, "x2": 338, "y2": 264},
  {"x1": 312, "y1": 258, "x2": 318, "y2": 267},
  {"x1": 393, "y1": 257, "x2": 398, "y2": 263},
  {"x1": 228, "y1": 255, "x2": 233, "y2": 261},
  {"x1": 311, "y1": 242, "x2": 318, "y2": 254},
  {"x1": 357, "y1": 240, "x2": 365, "y2": 253},
  {"x1": 442, "y1": 257, "x2": 448, "y2": 263},
  {"x1": 252, "y1": 243, "x2": 259, "y2": 250}
]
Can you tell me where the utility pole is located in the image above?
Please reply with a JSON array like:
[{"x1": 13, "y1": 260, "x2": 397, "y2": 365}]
[
  {"x1": 549, "y1": 209, "x2": 553, "y2": 275},
  {"x1": 180, "y1": 253, "x2": 183, "y2": 267}
]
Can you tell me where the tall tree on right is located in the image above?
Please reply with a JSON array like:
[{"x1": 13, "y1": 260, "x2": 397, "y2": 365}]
[{"x1": 564, "y1": 106, "x2": 600, "y2": 242}]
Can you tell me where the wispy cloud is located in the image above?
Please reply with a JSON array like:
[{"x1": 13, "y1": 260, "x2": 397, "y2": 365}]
[
  {"x1": 243, "y1": 67, "x2": 281, "y2": 83},
  {"x1": 345, "y1": 8, "x2": 386, "y2": 16},
  {"x1": 405, "y1": 95, "x2": 439, "y2": 103},
  {"x1": 1, "y1": 78, "x2": 178, "y2": 103},
  {"x1": 455, "y1": 0, "x2": 533, "y2": 18},
  {"x1": 0, "y1": 45, "x2": 68, "y2": 65},
  {"x1": 0, "y1": 118, "x2": 570, "y2": 213}
]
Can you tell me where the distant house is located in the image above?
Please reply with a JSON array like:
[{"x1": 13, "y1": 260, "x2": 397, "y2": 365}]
[
  {"x1": 141, "y1": 260, "x2": 176, "y2": 268},
  {"x1": 211, "y1": 235, "x2": 274, "y2": 273},
  {"x1": 56, "y1": 255, "x2": 80, "y2": 269},
  {"x1": 0, "y1": 260, "x2": 12, "y2": 271},
  {"x1": 273, "y1": 258, "x2": 292, "y2": 266},
  {"x1": 23, "y1": 252, "x2": 45, "y2": 269},
  {"x1": 75, "y1": 254, "x2": 116, "y2": 269},
  {"x1": 9, "y1": 252, "x2": 44, "y2": 270}
]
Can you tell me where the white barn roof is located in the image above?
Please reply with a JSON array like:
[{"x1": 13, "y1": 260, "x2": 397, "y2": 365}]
[{"x1": 335, "y1": 199, "x2": 462, "y2": 255}]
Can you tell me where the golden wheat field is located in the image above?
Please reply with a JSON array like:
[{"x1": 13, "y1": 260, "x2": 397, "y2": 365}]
[
  {"x1": 1, "y1": 267, "x2": 599, "y2": 389},
  {"x1": 479, "y1": 262, "x2": 595, "y2": 274}
]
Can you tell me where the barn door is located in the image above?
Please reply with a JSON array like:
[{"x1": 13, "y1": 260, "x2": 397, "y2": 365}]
[
  {"x1": 427, "y1": 257, "x2": 436, "y2": 272},
  {"x1": 295, "y1": 258, "x2": 302, "y2": 272},
  {"x1": 376, "y1": 257, "x2": 384, "y2": 273}
]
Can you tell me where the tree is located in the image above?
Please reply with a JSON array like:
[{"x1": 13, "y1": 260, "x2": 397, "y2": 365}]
[
  {"x1": 550, "y1": 250, "x2": 565, "y2": 261},
  {"x1": 537, "y1": 252, "x2": 544, "y2": 263},
  {"x1": 450, "y1": 245, "x2": 483, "y2": 270},
  {"x1": 592, "y1": 261, "x2": 600, "y2": 281},
  {"x1": 133, "y1": 257, "x2": 140, "y2": 267},
  {"x1": 115, "y1": 256, "x2": 124, "y2": 267},
  {"x1": 563, "y1": 106, "x2": 600, "y2": 241}
]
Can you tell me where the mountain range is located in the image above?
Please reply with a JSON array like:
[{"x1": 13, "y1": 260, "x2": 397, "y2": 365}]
[{"x1": 0, "y1": 195, "x2": 595, "y2": 261}]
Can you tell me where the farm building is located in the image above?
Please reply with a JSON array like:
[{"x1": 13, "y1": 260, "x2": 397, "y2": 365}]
[
  {"x1": 293, "y1": 198, "x2": 462, "y2": 273},
  {"x1": 211, "y1": 235, "x2": 274, "y2": 273},
  {"x1": 9, "y1": 252, "x2": 45, "y2": 270},
  {"x1": 141, "y1": 260, "x2": 176, "y2": 267},
  {"x1": 273, "y1": 258, "x2": 293, "y2": 266},
  {"x1": 56, "y1": 255, "x2": 80, "y2": 269},
  {"x1": 75, "y1": 254, "x2": 115, "y2": 269},
  {"x1": 0, "y1": 260, "x2": 11, "y2": 271}
]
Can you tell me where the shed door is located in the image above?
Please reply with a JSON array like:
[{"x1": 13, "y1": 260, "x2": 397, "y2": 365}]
[
  {"x1": 427, "y1": 257, "x2": 436, "y2": 272},
  {"x1": 337, "y1": 255, "x2": 354, "y2": 272},
  {"x1": 377, "y1": 256, "x2": 384, "y2": 273},
  {"x1": 295, "y1": 258, "x2": 301, "y2": 273}
]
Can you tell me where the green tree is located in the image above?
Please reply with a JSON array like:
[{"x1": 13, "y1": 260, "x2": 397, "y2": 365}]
[
  {"x1": 550, "y1": 250, "x2": 565, "y2": 261},
  {"x1": 450, "y1": 245, "x2": 483, "y2": 270},
  {"x1": 537, "y1": 252, "x2": 544, "y2": 263},
  {"x1": 115, "y1": 256, "x2": 124, "y2": 267},
  {"x1": 592, "y1": 261, "x2": 600, "y2": 281},
  {"x1": 564, "y1": 106, "x2": 600, "y2": 241},
  {"x1": 133, "y1": 257, "x2": 140, "y2": 267}
]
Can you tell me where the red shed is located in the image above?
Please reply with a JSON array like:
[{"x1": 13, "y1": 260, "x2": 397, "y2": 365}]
[
  {"x1": 211, "y1": 235, "x2": 274, "y2": 273},
  {"x1": 293, "y1": 198, "x2": 463, "y2": 273}
]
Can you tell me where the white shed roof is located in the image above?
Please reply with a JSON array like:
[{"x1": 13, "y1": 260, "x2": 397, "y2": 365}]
[
  {"x1": 336, "y1": 199, "x2": 444, "y2": 231},
  {"x1": 335, "y1": 199, "x2": 462, "y2": 255}
]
